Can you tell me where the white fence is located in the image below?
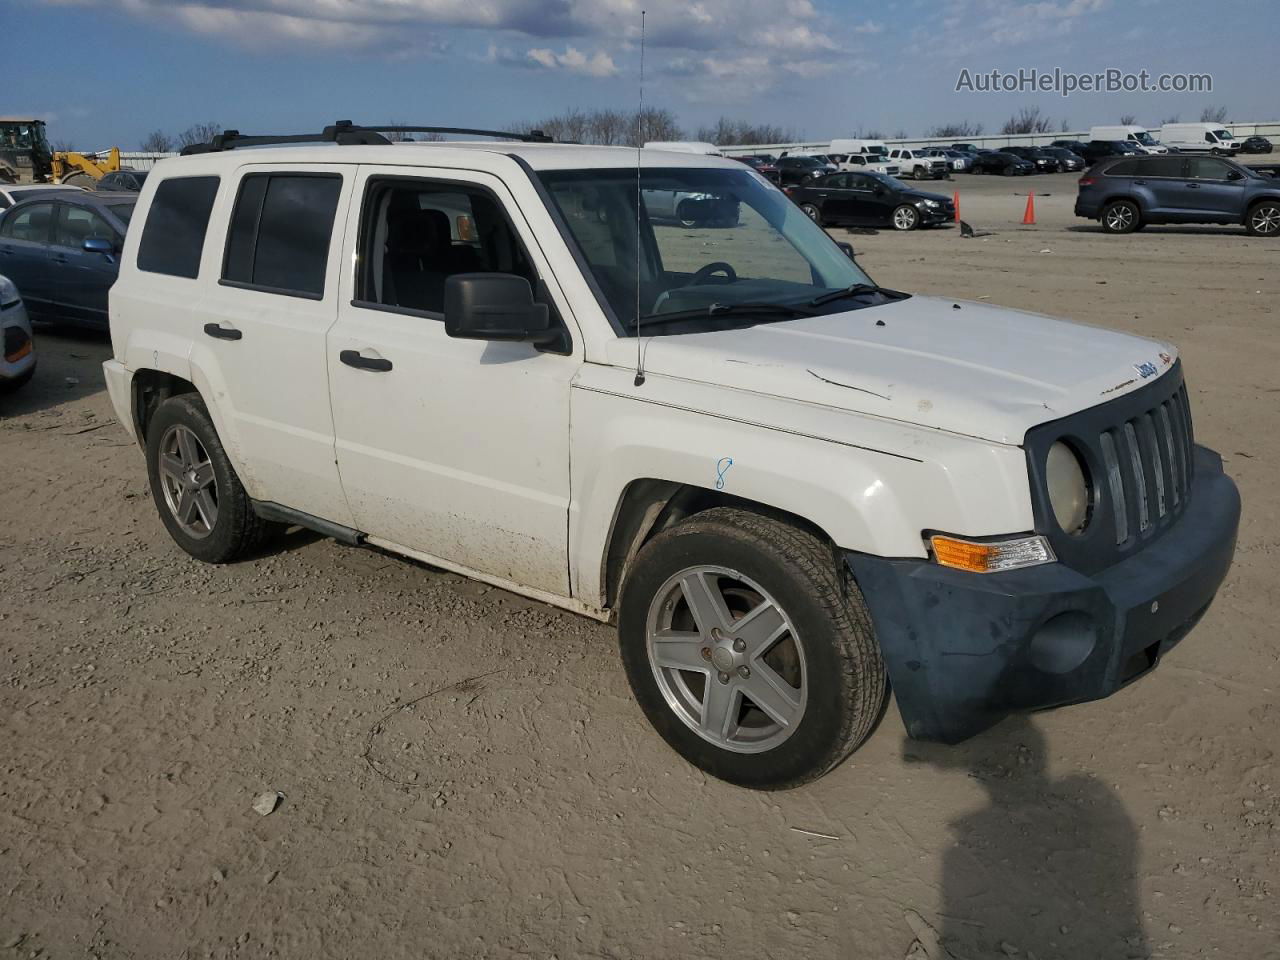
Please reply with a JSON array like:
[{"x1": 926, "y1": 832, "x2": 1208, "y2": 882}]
[
  {"x1": 729, "y1": 121, "x2": 1280, "y2": 157},
  {"x1": 119, "y1": 152, "x2": 179, "y2": 171}
]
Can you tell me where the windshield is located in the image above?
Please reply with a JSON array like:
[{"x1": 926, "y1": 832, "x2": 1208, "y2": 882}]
[
  {"x1": 538, "y1": 167, "x2": 879, "y2": 337},
  {"x1": 1211, "y1": 129, "x2": 1233, "y2": 142},
  {"x1": 1133, "y1": 131, "x2": 1156, "y2": 145},
  {"x1": 1, "y1": 122, "x2": 48, "y2": 152}
]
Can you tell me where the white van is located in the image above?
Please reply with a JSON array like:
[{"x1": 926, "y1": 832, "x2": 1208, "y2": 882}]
[
  {"x1": 1158, "y1": 123, "x2": 1241, "y2": 156},
  {"x1": 830, "y1": 138, "x2": 889, "y2": 160},
  {"x1": 1088, "y1": 125, "x2": 1168, "y2": 155},
  {"x1": 643, "y1": 141, "x2": 723, "y2": 156}
]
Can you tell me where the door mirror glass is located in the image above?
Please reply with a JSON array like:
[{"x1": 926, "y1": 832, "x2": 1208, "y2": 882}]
[
  {"x1": 82, "y1": 236, "x2": 114, "y2": 254},
  {"x1": 444, "y1": 273, "x2": 556, "y2": 345}
]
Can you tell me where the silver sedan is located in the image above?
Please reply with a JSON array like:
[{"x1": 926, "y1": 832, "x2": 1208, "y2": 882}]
[{"x1": 0, "y1": 273, "x2": 36, "y2": 392}]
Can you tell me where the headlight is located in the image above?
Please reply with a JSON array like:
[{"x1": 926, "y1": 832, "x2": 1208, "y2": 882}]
[
  {"x1": 921, "y1": 199, "x2": 940, "y2": 208},
  {"x1": 0, "y1": 275, "x2": 19, "y2": 309},
  {"x1": 1046, "y1": 441, "x2": 1091, "y2": 534}
]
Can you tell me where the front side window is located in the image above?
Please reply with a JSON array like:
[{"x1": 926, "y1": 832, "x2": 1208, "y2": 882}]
[
  {"x1": 1, "y1": 202, "x2": 54, "y2": 241},
  {"x1": 138, "y1": 176, "x2": 219, "y2": 278},
  {"x1": 1188, "y1": 157, "x2": 1233, "y2": 180},
  {"x1": 355, "y1": 178, "x2": 538, "y2": 316},
  {"x1": 539, "y1": 166, "x2": 880, "y2": 338},
  {"x1": 53, "y1": 204, "x2": 116, "y2": 248},
  {"x1": 223, "y1": 173, "x2": 341, "y2": 298}
]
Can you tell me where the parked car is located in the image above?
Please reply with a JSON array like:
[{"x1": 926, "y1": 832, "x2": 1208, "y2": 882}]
[
  {"x1": 1003, "y1": 147, "x2": 1061, "y2": 173},
  {"x1": 786, "y1": 171, "x2": 954, "y2": 230},
  {"x1": 730, "y1": 155, "x2": 780, "y2": 183},
  {"x1": 0, "y1": 191, "x2": 135, "y2": 328},
  {"x1": 1158, "y1": 123, "x2": 1241, "y2": 156},
  {"x1": 887, "y1": 148, "x2": 949, "y2": 180},
  {"x1": 775, "y1": 154, "x2": 829, "y2": 186},
  {"x1": 1042, "y1": 147, "x2": 1086, "y2": 172},
  {"x1": 971, "y1": 151, "x2": 1035, "y2": 176},
  {"x1": 950, "y1": 143, "x2": 982, "y2": 154},
  {"x1": 1077, "y1": 140, "x2": 1143, "y2": 165},
  {"x1": 1089, "y1": 125, "x2": 1169, "y2": 155},
  {"x1": 0, "y1": 182, "x2": 83, "y2": 211},
  {"x1": 1051, "y1": 139, "x2": 1092, "y2": 156},
  {"x1": 926, "y1": 148, "x2": 972, "y2": 173},
  {"x1": 1240, "y1": 136, "x2": 1273, "y2": 155},
  {"x1": 1075, "y1": 154, "x2": 1280, "y2": 235},
  {"x1": 643, "y1": 188, "x2": 740, "y2": 228},
  {"x1": 95, "y1": 169, "x2": 149, "y2": 192},
  {"x1": 0, "y1": 272, "x2": 36, "y2": 392},
  {"x1": 829, "y1": 152, "x2": 900, "y2": 176},
  {"x1": 103, "y1": 127, "x2": 1240, "y2": 790}
]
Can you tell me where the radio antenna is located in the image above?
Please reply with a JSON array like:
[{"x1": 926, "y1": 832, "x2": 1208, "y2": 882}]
[{"x1": 633, "y1": 8, "x2": 647, "y2": 387}]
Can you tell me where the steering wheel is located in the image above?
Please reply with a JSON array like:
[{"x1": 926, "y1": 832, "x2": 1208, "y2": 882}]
[{"x1": 685, "y1": 261, "x2": 738, "y2": 287}]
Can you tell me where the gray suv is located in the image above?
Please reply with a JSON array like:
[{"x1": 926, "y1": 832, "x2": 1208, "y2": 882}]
[{"x1": 1075, "y1": 155, "x2": 1280, "y2": 235}]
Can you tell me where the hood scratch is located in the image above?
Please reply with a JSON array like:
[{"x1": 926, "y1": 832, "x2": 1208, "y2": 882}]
[{"x1": 806, "y1": 369, "x2": 892, "y2": 401}]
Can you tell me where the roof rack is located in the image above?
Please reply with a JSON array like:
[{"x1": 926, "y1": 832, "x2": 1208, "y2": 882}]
[{"x1": 180, "y1": 120, "x2": 553, "y2": 155}]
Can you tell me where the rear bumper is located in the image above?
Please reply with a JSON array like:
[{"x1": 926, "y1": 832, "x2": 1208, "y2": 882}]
[
  {"x1": 848, "y1": 445, "x2": 1240, "y2": 743},
  {"x1": 102, "y1": 358, "x2": 136, "y2": 442},
  {"x1": 1074, "y1": 197, "x2": 1101, "y2": 218}
]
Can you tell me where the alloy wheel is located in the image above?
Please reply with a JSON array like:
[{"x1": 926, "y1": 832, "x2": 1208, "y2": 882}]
[
  {"x1": 157, "y1": 424, "x2": 218, "y2": 539},
  {"x1": 645, "y1": 565, "x2": 807, "y2": 754},
  {"x1": 1250, "y1": 204, "x2": 1280, "y2": 235},
  {"x1": 1105, "y1": 205, "x2": 1135, "y2": 231},
  {"x1": 893, "y1": 206, "x2": 918, "y2": 230}
]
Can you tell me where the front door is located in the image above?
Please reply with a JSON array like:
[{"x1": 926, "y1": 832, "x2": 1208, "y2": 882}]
[
  {"x1": 327, "y1": 166, "x2": 580, "y2": 595},
  {"x1": 49, "y1": 201, "x2": 120, "y2": 327},
  {"x1": 843, "y1": 173, "x2": 887, "y2": 224},
  {"x1": 1182, "y1": 157, "x2": 1248, "y2": 220}
]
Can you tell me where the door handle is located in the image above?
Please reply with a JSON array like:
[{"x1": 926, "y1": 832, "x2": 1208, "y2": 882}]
[
  {"x1": 1185, "y1": 183, "x2": 1200, "y2": 189},
  {"x1": 203, "y1": 322, "x2": 243, "y2": 341},
  {"x1": 51, "y1": 255, "x2": 68, "y2": 264},
  {"x1": 1133, "y1": 180, "x2": 1146, "y2": 185},
  {"x1": 340, "y1": 349, "x2": 392, "y2": 372}
]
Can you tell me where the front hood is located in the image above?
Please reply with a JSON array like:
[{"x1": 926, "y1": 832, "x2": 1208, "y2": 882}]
[
  {"x1": 610, "y1": 297, "x2": 1177, "y2": 445},
  {"x1": 901, "y1": 187, "x2": 951, "y2": 204}
]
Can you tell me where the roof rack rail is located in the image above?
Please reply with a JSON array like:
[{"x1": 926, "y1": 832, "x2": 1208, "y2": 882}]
[{"x1": 180, "y1": 120, "x2": 553, "y2": 155}]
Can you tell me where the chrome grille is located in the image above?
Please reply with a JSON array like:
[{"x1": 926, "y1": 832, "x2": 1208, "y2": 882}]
[{"x1": 1097, "y1": 384, "x2": 1194, "y2": 545}]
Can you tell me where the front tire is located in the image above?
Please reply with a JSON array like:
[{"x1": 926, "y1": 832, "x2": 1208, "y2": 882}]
[
  {"x1": 1246, "y1": 200, "x2": 1280, "y2": 236},
  {"x1": 60, "y1": 172, "x2": 96, "y2": 189},
  {"x1": 891, "y1": 204, "x2": 920, "y2": 231},
  {"x1": 1101, "y1": 199, "x2": 1141, "y2": 234},
  {"x1": 146, "y1": 394, "x2": 270, "y2": 563},
  {"x1": 799, "y1": 202, "x2": 823, "y2": 226},
  {"x1": 618, "y1": 507, "x2": 887, "y2": 790}
]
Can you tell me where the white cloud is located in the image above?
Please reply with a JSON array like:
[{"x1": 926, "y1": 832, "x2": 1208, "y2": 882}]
[
  {"x1": 526, "y1": 45, "x2": 618, "y2": 76},
  {"x1": 852, "y1": 19, "x2": 883, "y2": 34}
]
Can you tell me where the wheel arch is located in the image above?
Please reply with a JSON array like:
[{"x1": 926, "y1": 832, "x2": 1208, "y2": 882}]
[{"x1": 130, "y1": 368, "x2": 198, "y2": 450}]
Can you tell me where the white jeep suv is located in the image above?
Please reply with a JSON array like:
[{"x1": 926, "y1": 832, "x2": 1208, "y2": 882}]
[{"x1": 104, "y1": 123, "x2": 1240, "y2": 790}]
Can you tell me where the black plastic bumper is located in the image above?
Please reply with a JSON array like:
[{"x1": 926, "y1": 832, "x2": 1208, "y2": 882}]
[{"x1": 847, "y1": 445, "x2": 1240, "y2": 743}]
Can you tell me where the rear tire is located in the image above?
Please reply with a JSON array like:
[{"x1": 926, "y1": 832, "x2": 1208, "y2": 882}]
[
  {"x1": 1101, "y1": 199, "x2": 1141, "y2": 234},
  {"x1": 1245, "y1": 200, "x2": 1280, "y2": 236},
  {"x1": 617, "y1": 507, "x2": 887, "y2": 790},
  {"x1": 799, "y1": 202, "x2": 823, "y2": 226},
  {"x1": 145, "y1": 394, "x2": 271, "y2": 563},
  {"x1": 59, "y1": 172, "x2": 96, "y2": 189}
]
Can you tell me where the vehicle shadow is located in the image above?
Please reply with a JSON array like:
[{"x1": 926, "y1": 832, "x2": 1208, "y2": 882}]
[
  {"x1": 0, "y1": 323, "x2": 113, "y2": 419},
  {"x1": 1066, "y1": 224, "x2": 1249, "y2": 237},
  {"x1": 903, "y1": 715, "x2": 1149, "y2": 960}
]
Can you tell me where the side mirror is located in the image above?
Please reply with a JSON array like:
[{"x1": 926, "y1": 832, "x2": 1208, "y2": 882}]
[
  {"x1": 837, "y1": 241, "x2": 856, "y2": 259},
  {"x1": 444, "y1": 273, "x2": 556, "y2": 345},
  {"x1": 83, "y1": 236, "x2": 113, "y2": 255},
  {"x1": 1226, "y1": 170, "x2": 1244, "y2": 181}
]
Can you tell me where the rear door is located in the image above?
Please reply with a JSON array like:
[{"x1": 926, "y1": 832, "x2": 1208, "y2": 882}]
[
  {"x1": 1135, "y1": 156, "x2": 1189, "y2": 217},
  {"x1": 195, "y1": 163, "x2": 357, "y2": 526},
  {"x1": 843, "y1": 173, "x2": 886, "y2": 224},
  {"x1": 49, "y1": 200, "x2": 121, "y2": 327},
  {"x1": 0, "y1": 201, "x2": 54, "y2": 316}
]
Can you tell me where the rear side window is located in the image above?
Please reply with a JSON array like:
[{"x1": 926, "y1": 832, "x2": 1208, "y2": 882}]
[
  {"x1": 1105, "y1": 159, "x2": 1141, "y2": 176},
  {"x1": 137, "y1": 176, "x2": 219, "y2": 279},
  {"x1": 222, "y1": 173, "x2": 341, "y2": 299},
  {"x1": 1142, "y1": 157, "x2": 1185, "y2": 178}
]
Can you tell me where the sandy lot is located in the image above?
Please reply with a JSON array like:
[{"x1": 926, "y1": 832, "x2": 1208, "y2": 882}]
[{"x1": 2, "y1": 170, "x2": 1278, "y2": 960}]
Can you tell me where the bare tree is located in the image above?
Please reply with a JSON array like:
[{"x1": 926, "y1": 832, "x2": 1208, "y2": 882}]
[
  {"x1": 863, "y1": 129, "x2": 884, "y2": 140},
  {"x1": 1119, "y1": 113, "x2": 1137, "y2": 126},
  {"x1": 1199, "y1": 105, "x2": 1229, "y2": 123},
  {"x1": 891, "y1": 128, "x2": 908, "y2": 139},
  {"x1": 694, "y1": 117, "x2": 795, "y2": 146},
  {"x1": 1060, "y1": 117, "x2": 1072, "y2": 132},
  {"x1": 177, "y1": 122, "x2": 223, "y2": 148},
  {"x1": 1160, "y1": 114, "x2": 1181, "y2": 125},
  {"x1": 927, "y1": 120, "x2": 984, "y2": 138},
  {"x1": 517, "y1": 107, "x2": 684, "y2": 146},
  {"x1": 140, "y1": 130, "x2": 174, "y2": 152},
  {"x1": 1000, "y1": 106, "x2": 1054, "y2": 135}
]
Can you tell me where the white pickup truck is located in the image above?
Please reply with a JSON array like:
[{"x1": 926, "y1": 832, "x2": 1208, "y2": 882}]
[
  {"x1": 887, "y1": 148, "x2": 950, "y2": 180},
  {"x1": 104, "y1": 123, "x2": 1240, "y2": 789}
]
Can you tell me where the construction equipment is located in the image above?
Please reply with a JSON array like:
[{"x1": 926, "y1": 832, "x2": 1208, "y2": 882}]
[
  {"x1": 50, "y1": 147, "x2": 122, "y2": 188},
  {"x1": 0, "y1": 117, "x2": 53, "y2": 184}
]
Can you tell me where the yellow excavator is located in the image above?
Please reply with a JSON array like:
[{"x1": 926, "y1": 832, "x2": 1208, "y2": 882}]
[{"x1": 0, "y1": 117, "x2": 122, "y2": 187}]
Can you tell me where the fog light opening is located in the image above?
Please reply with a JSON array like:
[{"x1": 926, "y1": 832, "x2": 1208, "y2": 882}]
[{"x1": 1028, "y1": 611, "x2": 1097, "y2": 674}]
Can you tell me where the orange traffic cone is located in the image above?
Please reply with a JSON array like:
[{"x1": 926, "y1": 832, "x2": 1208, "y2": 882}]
[
  {"x1": 953, "y1": 191, "x2": 960, "y2": 222},
  {"x1": 1022, "y1": 192, "x2": 1036, "y2": 225}
]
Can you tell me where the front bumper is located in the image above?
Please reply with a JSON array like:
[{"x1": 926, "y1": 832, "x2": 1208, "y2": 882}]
[
  {"x1": 1, "y1": 301, "x2": 36, "y2": 382},
  {"x1": 848, "y1": 445, "x2": 1240, "y2": 743}
]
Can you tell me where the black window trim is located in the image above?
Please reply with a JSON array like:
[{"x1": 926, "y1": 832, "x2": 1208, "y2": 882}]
[
  {"x1": 219, "y1": 170, "x2": 343, "y2": 301},
  {"x1": 136, "y1": 174, "x2": 221, "y2": 280},
  {"x1": 348, "y1": 172, "x2": 572, "y2": 353}
]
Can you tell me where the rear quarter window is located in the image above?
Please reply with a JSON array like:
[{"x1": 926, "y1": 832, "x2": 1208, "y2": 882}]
[
  {"x1": 222, "y1": 173, "x2": 342, "y2": 299},
  {"x1": 1105, "y1": 159, "x2": 1141, "y2": 176},
  {"x1": 137, "y1": 176, "x2": 220, "y2": 279}
]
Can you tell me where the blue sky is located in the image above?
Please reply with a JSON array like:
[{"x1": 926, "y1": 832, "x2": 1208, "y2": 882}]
[{"x1": 2, "y1": 0, "x2": 1274, "y2": 149}]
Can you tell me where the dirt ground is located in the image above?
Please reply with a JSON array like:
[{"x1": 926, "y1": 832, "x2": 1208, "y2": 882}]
[{"x1": 2, "y1": 170, "x2": 1278, "y2": 960}]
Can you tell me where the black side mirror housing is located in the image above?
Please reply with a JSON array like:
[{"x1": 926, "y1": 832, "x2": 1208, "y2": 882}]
[
  {"x1": 1227, "y1": 170, "x2": 1244, "y2": 181},
  {"x1": 837, "y1": 241, "x2": 856, "y2": 259},
  {"x1": 83, "y1": 236, "x2": 113, "y2": 255},
  {"x1": 444, "y1": 273, "x2": 558, "y2": 346}
]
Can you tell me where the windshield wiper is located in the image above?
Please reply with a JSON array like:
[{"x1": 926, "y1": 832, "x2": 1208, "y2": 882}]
[
  {"x1": 630, "y1": 301, "x2": 817, "y2": 329},
  {"x1": 808, "y1": 283, "x2": 905, "y2": 307}
]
